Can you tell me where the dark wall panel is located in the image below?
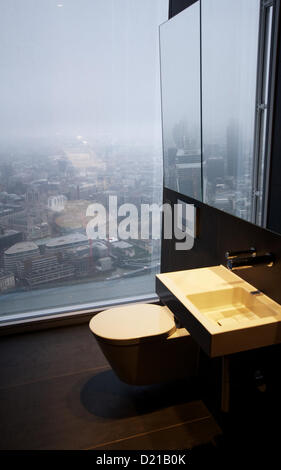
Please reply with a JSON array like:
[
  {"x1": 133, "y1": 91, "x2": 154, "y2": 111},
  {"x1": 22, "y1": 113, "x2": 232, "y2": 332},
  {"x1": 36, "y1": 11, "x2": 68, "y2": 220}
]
[
  {"x1": 169, "y1": 0, "x2": 198, "y2": 19},
  {"x1": 162, "y1": 188, "x2": 281, "y2": 305}
]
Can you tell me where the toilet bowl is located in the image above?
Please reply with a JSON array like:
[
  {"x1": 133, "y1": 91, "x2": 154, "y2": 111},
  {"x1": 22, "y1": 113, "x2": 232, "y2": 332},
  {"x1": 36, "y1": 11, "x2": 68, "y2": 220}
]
[{"x1": 89, "y1": 303, "x2": 199, "y2": 385}]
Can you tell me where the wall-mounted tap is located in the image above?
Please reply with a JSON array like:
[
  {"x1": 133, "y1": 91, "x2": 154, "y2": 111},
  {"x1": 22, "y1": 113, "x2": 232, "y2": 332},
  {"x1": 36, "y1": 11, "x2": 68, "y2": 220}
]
[
  {"x1": 225, "y1": 248, "x2": 274, "y2": 270},
  {"x1": 225, "y1": 247, "x2": 257, "y2": 259}
]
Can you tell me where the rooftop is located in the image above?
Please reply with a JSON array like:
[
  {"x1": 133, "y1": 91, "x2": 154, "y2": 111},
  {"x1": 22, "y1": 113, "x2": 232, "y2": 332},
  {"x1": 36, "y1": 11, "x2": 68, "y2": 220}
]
[
  {"x1": 45, "y1": 233, "x2": 88, "y2": 248},
  {"x1": 111, "y1": 241, "x2": 133, "y2": 249},
  {"x1": 0, "y1": 229, "x2": 21, "y2": 239},
  {"x1": 5, "y1": 241, "x2": 39, "y2": 256}
]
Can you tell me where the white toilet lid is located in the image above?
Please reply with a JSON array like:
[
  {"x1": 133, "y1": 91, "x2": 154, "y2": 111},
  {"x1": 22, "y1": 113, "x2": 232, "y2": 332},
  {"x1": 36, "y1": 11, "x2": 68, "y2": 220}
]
[{"x1": 89, "y1": 304, "x2": 176, "y2": 345}]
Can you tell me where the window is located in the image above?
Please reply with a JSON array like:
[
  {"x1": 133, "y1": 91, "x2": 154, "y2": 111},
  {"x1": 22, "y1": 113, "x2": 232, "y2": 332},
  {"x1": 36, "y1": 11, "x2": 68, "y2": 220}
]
[{"x1": 0, "y1": 0, "x2": 168, "y2": 322}]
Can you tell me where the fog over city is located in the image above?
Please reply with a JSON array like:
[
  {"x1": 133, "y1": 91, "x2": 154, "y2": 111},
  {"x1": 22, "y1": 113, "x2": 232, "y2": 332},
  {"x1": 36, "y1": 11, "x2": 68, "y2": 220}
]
[
  {"x1": 0, "y1": 0, "x2": 167, "y2": 143},
  {"x1": 0, "y1": 0, "x2": 168, "y2": 317}
]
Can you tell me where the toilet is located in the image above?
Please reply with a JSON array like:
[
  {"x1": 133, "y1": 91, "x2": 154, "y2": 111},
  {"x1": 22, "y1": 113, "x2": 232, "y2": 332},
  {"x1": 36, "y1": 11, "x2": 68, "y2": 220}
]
[{"x1": 89, "y1": 303, "x2": 200, "y2": 385}]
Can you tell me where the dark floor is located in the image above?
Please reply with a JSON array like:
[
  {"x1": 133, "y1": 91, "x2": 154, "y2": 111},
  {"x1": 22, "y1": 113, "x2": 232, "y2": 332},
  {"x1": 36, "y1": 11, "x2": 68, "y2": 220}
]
[
  {"x1": 1, "y1": 323, "x2": 281, "y2": 464},
  {"x1": 0, "y1": 323, "x2": 221, "y2": 452}
]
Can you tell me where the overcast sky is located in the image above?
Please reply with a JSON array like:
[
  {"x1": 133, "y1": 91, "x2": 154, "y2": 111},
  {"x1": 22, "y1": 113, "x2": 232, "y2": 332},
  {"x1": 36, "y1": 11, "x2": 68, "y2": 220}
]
[{"x1": 0, "y1": 0, "x2": 168, "y2": 144}]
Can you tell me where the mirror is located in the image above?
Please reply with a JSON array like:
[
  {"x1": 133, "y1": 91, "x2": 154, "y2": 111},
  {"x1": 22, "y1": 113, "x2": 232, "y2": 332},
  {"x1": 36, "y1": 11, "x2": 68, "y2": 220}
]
[
  {"x1": 159, "y1": 2, "x2": 202, "y2": 201},
  {"x1": 160, "y1": 0, "x2": 278, "y2": 231},
  {"x1": 201, "y1": 0, "x2": 260, "y2": 221}
]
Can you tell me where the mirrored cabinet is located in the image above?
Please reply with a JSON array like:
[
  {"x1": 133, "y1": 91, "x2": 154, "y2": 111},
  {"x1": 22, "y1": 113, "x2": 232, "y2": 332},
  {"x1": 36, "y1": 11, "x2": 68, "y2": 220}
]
[{"x1": 160, "y1": 0, "x2": 279, "y2": 230}]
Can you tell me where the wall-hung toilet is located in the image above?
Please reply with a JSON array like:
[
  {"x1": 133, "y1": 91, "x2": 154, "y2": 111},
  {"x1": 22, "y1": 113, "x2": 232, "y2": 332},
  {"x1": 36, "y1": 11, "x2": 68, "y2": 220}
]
[{"x1": 89, "y1": 303, "x2": 199, "y2": 385}]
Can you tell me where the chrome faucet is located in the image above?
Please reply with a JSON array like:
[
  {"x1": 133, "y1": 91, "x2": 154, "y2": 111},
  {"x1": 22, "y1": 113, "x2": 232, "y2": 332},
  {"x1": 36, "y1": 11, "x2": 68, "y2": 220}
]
[{"x1": 225, "y1": 247, "x2": 275, "y2": 270}]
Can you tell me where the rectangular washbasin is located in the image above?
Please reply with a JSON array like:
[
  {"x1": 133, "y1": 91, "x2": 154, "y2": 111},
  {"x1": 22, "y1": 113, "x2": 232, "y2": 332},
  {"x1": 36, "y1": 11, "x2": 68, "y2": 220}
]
[
  {"x1": 187, "y1": 287, "x2": 277, "y2": 327},
  {"x1": 156, "y1": 265, "x2": 281, "y2": 357}
]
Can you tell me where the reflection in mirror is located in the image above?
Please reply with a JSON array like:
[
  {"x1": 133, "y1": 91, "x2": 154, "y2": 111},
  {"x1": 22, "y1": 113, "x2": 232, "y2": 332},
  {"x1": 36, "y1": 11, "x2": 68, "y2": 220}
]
[
  {"x1": 201, "y1": 0, "x2": 260, "y2": 222},
  {"x1": 160, "y1": 3, "x2": 202, "y2": 200}
]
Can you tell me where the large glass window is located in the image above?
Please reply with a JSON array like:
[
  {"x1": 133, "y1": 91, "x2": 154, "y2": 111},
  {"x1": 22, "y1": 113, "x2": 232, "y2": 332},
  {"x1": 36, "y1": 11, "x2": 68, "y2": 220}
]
[{"x1": 0, "y1": 0, "x2": 168, "y2": 321}]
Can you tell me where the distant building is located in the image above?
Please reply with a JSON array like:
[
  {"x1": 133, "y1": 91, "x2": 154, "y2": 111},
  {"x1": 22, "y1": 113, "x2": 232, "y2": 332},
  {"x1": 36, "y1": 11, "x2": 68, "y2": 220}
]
[
  {"x1": 18, "y1": 254, "x2": 75, "y2": 287},
  {"x1": 96, "y1": 256, "x2": 113, "y2": 272},
  {"x1": 63, "y1": 241, "x2": 109, "y2": 276},
  {"x1": 134, "y1": 239, "x2": 154, "y2": 254},
  {"x1": 78, "y1": 183, "x2": 96, "y2": 199},
  {"x1": 0, "y1": 228, "x2": 23, "y2": 251},
  {"x1": 0, "y1": 192, "x2": 24, "y2": 204},
  {"x1": 4, "y1": 241, "x2": 40, "y2": 274},
  {"x1": 64, "y1": 245, "x2": 92, "y2": 276},
  {"x1": 44, "y1": 233, "x2": 89, "y2": 254},
  {"x1": 28, "y1": 222, "x2": 50, "y2": 240},
  {"x1": 91, "y1": 241, "x2": 108, "y2": 258},
  {"x1": 0, "y1": 192, "x2": 8, "y2": 202},
  {"x1": 0, "y1": 208, "x2": 14, "y2": 217},
  {"x1": 68, "y1": 255, "x2": 93, "y2": 277},
  {"x1": 0, "y1": 210, "x2": 47, "y2": 240},
  {"x1": 0, "y1": 269, "x2": 15, "y2": 292},
  {"x1": 111, "y1": 241, "x2": 135, "y2": 259},
  {"x1": 67, "y1": 245, "x2": 90, "y2": 258}
]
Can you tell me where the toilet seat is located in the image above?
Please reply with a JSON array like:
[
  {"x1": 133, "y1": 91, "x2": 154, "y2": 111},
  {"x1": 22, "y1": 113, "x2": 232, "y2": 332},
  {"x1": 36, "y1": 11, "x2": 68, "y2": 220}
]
[{"x1": 89, "y1": 303, "x2": 176, "y2": 346}]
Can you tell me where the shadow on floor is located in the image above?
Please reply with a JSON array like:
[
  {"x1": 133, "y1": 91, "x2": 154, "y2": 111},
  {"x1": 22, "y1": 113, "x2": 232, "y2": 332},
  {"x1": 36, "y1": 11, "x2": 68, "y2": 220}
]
[{"x1": 80, "y1": 369, "x2": 199, "y2": 419}]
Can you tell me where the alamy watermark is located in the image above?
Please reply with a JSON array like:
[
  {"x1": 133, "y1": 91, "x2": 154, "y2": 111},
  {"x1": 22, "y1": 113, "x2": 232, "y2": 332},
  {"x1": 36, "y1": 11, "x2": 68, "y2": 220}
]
[
  {"x1": 47, "y1": 194, "x2": 195, "y2": 251},
  {"x1": 85, "y1": 196, "x2": 195, "y2": 251}
]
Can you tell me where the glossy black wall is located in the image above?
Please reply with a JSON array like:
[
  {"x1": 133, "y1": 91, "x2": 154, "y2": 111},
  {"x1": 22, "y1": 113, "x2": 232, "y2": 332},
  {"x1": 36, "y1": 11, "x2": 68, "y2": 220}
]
[
  {"x1": 162, "y1": 1, "x2": 281, "y2": 304},
  {"x1": 161, "y1": 188, "x2": 281, "y2": 304}
]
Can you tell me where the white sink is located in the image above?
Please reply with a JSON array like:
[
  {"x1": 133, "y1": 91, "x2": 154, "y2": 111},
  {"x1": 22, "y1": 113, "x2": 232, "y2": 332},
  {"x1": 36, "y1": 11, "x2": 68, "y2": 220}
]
[
  {"x1": 156, "y1": 265, "x2": 281, "y2": 357},
  {"x1": 187, "y1": 287, "x2": 277, "y2": 327}
]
